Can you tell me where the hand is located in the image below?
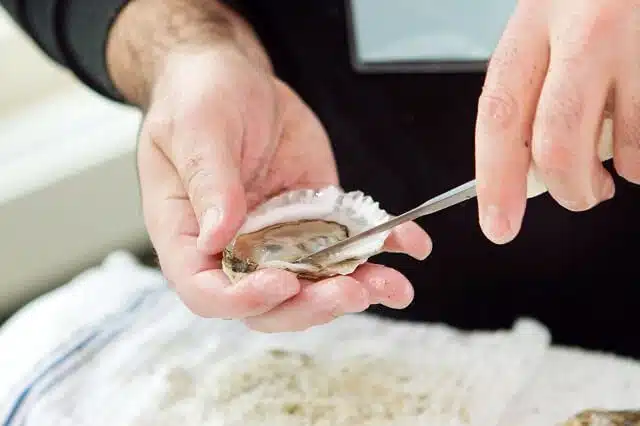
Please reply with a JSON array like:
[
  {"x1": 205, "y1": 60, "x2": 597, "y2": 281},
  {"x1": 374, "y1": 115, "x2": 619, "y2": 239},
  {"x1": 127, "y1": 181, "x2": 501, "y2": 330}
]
[
  {"x1": 106, "y1": 0, "x2": 432, "y2": 332},
  {"x1": 475, "y1": 0, "x2": 639, "y2": 244}
]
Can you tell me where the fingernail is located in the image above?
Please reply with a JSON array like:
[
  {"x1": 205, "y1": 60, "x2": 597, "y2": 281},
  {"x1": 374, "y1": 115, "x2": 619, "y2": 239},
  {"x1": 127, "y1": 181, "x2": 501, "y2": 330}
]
[
  {"x1": 197, "y1": 207, "x2": 221, "y2": 250},
  {"x1": 482, "y1": 205, "x2": 513, "y2": 244}
]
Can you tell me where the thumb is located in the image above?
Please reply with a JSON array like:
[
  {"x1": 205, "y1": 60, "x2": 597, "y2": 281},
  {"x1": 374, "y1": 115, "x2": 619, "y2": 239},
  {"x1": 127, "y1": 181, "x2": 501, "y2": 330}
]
[{"x1": 168, "y1": 118, "x2": 247, "y2": 255}]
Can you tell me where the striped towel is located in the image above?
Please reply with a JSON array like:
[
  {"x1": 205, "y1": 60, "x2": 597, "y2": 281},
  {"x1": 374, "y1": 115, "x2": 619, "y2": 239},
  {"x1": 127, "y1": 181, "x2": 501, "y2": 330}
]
[{"x1": 0, "y1": 252, "x2": 638, "y2": 426}]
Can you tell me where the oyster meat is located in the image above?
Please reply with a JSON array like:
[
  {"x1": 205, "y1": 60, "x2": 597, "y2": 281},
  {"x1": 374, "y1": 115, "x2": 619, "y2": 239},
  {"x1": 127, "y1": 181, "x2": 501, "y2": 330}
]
[
  {"x1": 562, "y1": 410, "x2": 640, "y2": 426},
  {"x1": 222, "y1": 186, "x2": 392, "y2": 282}
]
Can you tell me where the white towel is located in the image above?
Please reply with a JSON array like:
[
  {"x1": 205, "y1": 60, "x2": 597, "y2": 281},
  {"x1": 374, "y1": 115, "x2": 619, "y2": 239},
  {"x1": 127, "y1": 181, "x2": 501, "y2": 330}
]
[
  {"x1": 0, "y1": 252, "x2": 638, "y2": 426},
  {"x1": 498, "y1": 347, "x2": 640, "y2": 425}
]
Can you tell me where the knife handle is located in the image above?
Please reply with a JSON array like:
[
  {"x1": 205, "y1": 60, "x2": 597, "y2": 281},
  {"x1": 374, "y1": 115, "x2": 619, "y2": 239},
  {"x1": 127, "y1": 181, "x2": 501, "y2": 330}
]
[{"x1": 526, "y1": 118, "x2": 614, "y2": 198}]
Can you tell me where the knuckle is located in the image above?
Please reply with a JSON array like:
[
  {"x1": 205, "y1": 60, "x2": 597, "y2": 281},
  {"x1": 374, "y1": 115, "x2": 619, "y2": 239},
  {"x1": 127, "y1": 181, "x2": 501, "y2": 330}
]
[
  {"x1": 554, "y1": 48, "x2": 586, "y2": 72},
  {"x1": 175, "y1": 88, "x2": 242, "y2": 134},
  {"x1": 334, "y1": 279, "x2": 369, "y2": 312},
  {"x1": 239, "y1": 294, "x2": 270, "y2": 316},
  {"x1": 141, "y1": 113, "x2": 173, "y2": 151},
  {"x1": 530, "y1": 94, "x2": 584, "y2": 181},
  {"x1": 477, "y1": 88, "x2": 520, "y2": 131},
  {"x1": 537, "y1": 84, "x2": 585, "y2": 138},
  {"x1": 183, "y1": 157, "x2": 214, "y2": 202},
  {"x1": 556, "y1": 8, "x2": 617, "y2": 60},
  {"x1": 531, "y1": 136, "x2": 574, "y2": 176},
  {"x1": 173, "y1": 88, "x2": 219, "y2": 122}
]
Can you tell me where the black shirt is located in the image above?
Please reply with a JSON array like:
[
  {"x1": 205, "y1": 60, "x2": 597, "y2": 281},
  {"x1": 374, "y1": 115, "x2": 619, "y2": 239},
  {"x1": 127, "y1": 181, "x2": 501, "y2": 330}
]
[{"x1": 3, "y1": 0, "x2": 639, "y2": 357}]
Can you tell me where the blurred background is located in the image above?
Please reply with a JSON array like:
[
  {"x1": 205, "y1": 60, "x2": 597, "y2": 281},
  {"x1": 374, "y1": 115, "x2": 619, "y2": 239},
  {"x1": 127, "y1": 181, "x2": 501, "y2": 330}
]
[{"x1": 0, "y1": 10, "x2": 153, "y2": 321}]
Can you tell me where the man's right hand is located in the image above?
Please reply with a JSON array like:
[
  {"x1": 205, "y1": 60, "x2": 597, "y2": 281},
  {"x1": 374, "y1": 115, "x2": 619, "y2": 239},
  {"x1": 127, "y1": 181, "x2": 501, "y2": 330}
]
[{"x1": 105, "y1": 0, "x2": 432, "y2": 332}]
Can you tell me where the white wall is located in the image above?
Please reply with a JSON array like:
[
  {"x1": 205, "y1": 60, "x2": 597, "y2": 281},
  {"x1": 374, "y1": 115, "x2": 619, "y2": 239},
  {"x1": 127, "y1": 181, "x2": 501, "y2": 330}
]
[
  {"x1": 0, "y1": 11, "x2": 151, "y2": 316},
  {"x1": 0, "y1": 9, "x2": 78, "y2": 113}
]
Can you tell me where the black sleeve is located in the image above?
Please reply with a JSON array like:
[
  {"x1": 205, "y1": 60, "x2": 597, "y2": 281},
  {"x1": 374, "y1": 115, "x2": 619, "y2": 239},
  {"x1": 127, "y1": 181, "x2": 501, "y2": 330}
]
[{"x1": 1, "y1": 0, "x2": 131, "y2": 102}]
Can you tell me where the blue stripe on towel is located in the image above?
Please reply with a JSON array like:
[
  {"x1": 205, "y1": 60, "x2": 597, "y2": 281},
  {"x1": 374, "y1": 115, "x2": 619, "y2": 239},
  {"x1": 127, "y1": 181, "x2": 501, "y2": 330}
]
[{"x1": 1, "y1": 287, "x2": 164, "y2": 426}]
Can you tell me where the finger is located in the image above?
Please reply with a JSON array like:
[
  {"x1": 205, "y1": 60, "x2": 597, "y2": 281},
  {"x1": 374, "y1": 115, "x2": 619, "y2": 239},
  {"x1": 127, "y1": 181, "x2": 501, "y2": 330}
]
[
  {"x1": 151, "y1": 102, "x2": 248, "y2": 255},
  {"x1": 348, "y1": 263, "x2": 414, "y2": 309},
  {"x1": 138, "y1": 141, "x2": 300, "y2": 319},
  {"x1": 475, "y1": 1, "x2": 549, "y2": 244},
  {"x1": 614, "y1": 87, "x2": 640, "y2": 186},
  {"x1": 242, "y1": 276, "x2": 371, "y2": 333},
  {"x1": 613, "y1": 11, "x2": 640, "y2": 184},
  {"x1": 179, "y1": 268, "x2": 301, "y2": 319},
  {"x1": 531, "y1": 5, "x2": 616, "y2": 211},
  {"x1": 384, "y1": 221, "x2": 432, "y2": 260}
]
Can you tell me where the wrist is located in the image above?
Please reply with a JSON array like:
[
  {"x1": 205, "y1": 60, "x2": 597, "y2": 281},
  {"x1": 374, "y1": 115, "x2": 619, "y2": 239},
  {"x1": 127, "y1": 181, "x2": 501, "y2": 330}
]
[{"x1": 105, "y1": 0, "x2": 271, "y2": 107}]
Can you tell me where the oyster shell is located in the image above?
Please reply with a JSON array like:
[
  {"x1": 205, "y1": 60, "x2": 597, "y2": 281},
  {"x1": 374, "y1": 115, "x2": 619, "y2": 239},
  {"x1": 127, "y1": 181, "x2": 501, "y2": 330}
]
[
  {"x1": 562, "y1": 410, "x2": 640, "y2": 426},
  {"x1": 222, "y1": 186, "x2": 392, "y2": 282}
]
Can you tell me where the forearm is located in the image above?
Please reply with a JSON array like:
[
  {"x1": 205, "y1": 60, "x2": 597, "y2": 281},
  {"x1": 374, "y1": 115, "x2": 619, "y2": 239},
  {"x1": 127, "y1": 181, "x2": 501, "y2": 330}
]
[
  {"x1": 106, "y1": 0, "x2": 272, "y2": 108},
  {"x1": 0, "y1": 0, "x2": 270, "y2": 106}
]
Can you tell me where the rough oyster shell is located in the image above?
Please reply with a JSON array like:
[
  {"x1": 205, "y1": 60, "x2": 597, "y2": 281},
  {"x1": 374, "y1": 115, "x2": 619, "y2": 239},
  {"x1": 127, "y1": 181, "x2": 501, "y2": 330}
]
[
  {"x1": 222, "y1": 186, "x2": 391, "y2": 282},
  {"x1": 562, "y1": 410, "x2": 640, "y2": 426}
]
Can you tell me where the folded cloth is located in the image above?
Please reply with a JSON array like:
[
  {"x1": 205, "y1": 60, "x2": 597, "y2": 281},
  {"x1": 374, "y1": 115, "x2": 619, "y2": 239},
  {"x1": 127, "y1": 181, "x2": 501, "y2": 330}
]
[
  {"x1": 0, "y1": 252, "x2": 162, "y2": 405},
  {"x1": 0, "y1": 252, "x2": 638, "y2": 426},
  {"x1": 498, "y1": 347, "x2": 640, "y2": 426}
]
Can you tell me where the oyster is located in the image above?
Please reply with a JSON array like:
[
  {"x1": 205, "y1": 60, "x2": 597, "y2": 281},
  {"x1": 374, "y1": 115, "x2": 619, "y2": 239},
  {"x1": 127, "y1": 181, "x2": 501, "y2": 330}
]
[
  {"x1": 562, "y1": 410, "x2": 640, "y2": 426},
  {"x1": 222, "y1": 186, "x2": 392, "y2": 282}
]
